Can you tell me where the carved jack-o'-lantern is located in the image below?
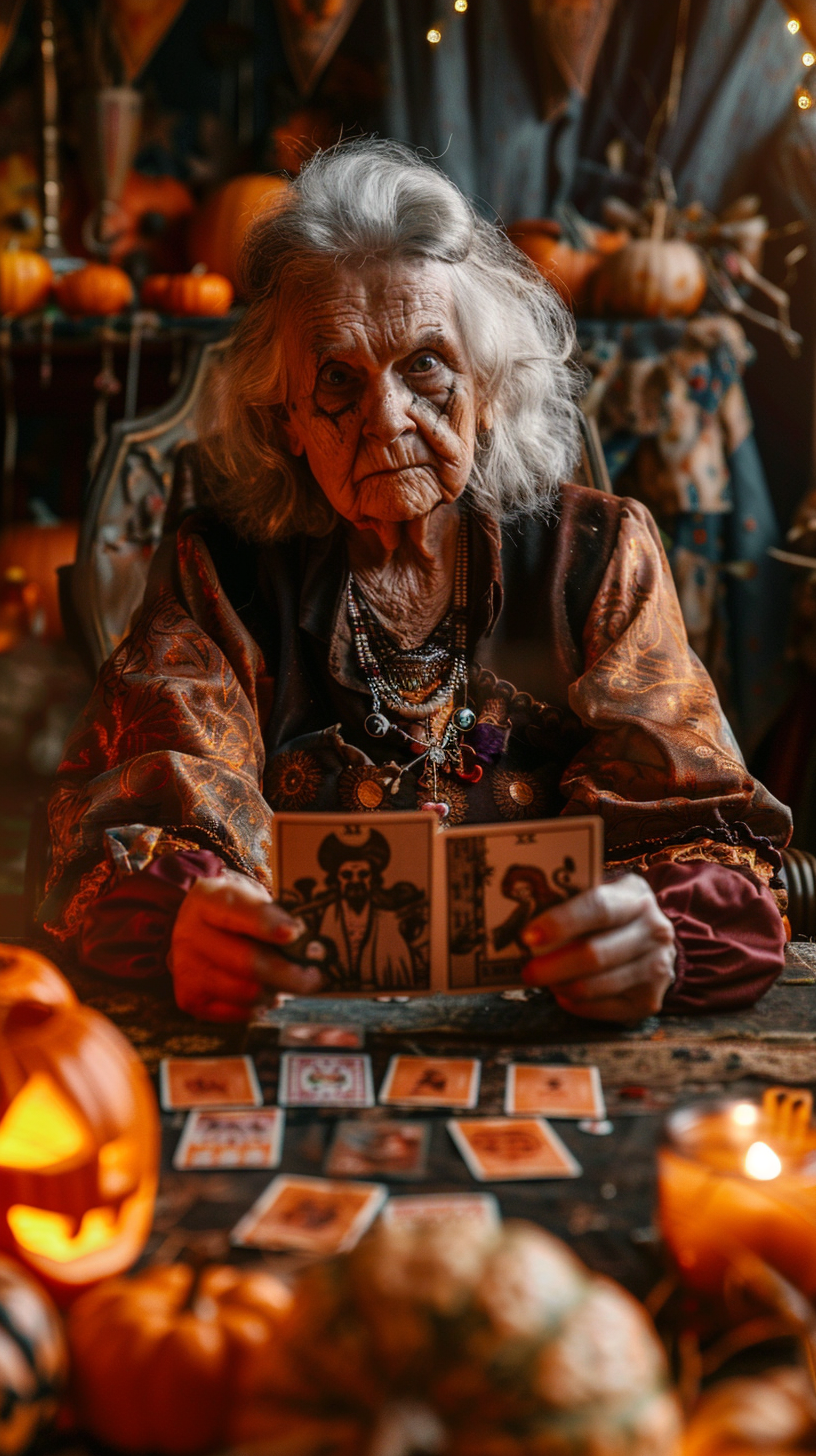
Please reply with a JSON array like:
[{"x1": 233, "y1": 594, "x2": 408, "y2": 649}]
[{"x1": 0, "y1": 945, "x2": 159, "y2": 1304}]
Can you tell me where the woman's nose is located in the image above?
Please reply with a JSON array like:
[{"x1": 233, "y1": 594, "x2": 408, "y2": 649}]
[{"x1": 362, "y1": 374, "x2": 416, "y2": 444}]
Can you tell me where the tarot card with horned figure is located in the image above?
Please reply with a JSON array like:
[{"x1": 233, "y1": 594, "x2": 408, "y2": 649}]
[
  {"x1": 443, "y1": 818, "x2": 603, "y2": 991},
  {"x1": 272, "y1": 812, "x2": 436, "y2": 995}
]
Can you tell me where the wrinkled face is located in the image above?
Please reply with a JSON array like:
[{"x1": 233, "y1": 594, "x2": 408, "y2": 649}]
[
  {"x1": 336, "y1": 860, "x2": 373, "y2": 913},
  {"x1": 281, "y1": 259, "x2": 484, "y2": 539}
]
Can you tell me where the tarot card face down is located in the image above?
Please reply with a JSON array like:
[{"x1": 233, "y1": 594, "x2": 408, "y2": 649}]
[
  {"x1": 443, "y1": 817, "x2": 603, "y2": 991},
  {"x1": 448, "y1": 1117, "x2": 582, "y2": 1181},
  {"x1": 325, "y1": 1120, "x2": 429, "y2": 1180},
  {"x1": 173, "y1": 1109, "x2": 284, "y2": 1170},
  {"x1": 159, "y1": 1056, "x2": 262, "y2": 1111},
  {"x1": 278, "y1": 1052, "x2": 374, "y2": 1108},
  {"x1": 379, "y1": 1055, "x2": 481, "y2": 1110},
  {"x1": 231, "y1": 1175, "x2": 387, "y2": 1254},
  {"x1": 272, "y1": 812, "x2": 435, "y2": 995},
  {"x1": 505, "y1": 1064, "x2": 606, "y2": 1119}
]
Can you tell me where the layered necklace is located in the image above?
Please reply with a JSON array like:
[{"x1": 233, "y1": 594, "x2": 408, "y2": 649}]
[{"x1": 347, "y1": 514, "x2": 480, "y2": 807}]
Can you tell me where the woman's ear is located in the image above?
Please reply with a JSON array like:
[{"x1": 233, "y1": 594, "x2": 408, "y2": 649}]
[{"x1": 280, "y1": 405, "x2": 306, "y2": 458}]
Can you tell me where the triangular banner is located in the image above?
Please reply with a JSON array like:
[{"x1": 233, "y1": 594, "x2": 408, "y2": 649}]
[
  {"x1": 528, "y1": 0, "x2": 618, "y2": 122},
  {"x1": 103, "y1": 0, "x2": 190, "y2": 82},
  {"x1": 274, "y1": 0, "x2": 364, "y2": 98}
]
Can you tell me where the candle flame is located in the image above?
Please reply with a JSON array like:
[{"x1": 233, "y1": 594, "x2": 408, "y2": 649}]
[
  {"x1": 744, "y1": 1141, "x2": 782, "y2": 1180},
  {"x1": 732, "y1": 1103, "x2": 758, "y2": 1127}
]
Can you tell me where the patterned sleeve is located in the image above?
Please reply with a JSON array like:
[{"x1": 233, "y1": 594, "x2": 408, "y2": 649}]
[
  {"x1": 559, "y1": 497, "x2": 791, "y2": 881},
  {"x1": 37, "y1": 529, "x2": 275, "y2": 949}
]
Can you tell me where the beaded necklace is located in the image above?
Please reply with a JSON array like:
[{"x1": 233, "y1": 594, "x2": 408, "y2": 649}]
[{"x1": 347, "y1": 514, "x2": 479, "y2": 807}]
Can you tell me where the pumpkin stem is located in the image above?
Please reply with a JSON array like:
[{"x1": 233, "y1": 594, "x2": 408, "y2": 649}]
[{"x1": 651, "y1": 200, "x2": 668, "y2": 243}]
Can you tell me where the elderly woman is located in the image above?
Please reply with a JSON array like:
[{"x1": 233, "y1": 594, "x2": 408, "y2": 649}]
[{"x1": 39, "y1": 141, "x2": 790, "y2": 1023}]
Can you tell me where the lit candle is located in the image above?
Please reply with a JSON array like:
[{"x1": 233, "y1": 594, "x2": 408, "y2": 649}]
[{"x1": 658, "y1": 1090, "x2": 816, "y2": 1298}]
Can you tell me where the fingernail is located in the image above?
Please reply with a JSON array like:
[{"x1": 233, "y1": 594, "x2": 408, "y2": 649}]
[
  {"x1": 271, "y1": 917, "x2": 305, "y2": 944},
  {"x1": 522, "y1": 923, "x2": 548, "y2": 949}
]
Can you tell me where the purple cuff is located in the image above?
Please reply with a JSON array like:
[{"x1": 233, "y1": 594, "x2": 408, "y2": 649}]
[{"x1": 79, "y1": 849, "x2": 226, "y2": 979}]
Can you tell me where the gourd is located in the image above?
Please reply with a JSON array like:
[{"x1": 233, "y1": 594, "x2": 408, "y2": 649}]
[
  {"x1": 54, "y1": 262, "x2": 133, "y2": 316},
  {"x1": 188, "y1": 174, "x2": 288, "y2": 291},
  {"x1": 0, "y1": 943, "x2": 159, "y2": 1301},
  {"x1": 683, "y1": 1367, "x2": 816, "y2": 1453},
  {"x1": 591, "y1": 202, "x2": 707, "y2": 318},
  {"x1": 0, "y1": 250, "x2": 52, "y2": 316},
  {"x1": 0, "y1": 520, "x2": 79, "y2": 640},
  {"x1": 509, "y1": 217, "x2": 627, "y2": 308},
  {"x1": 284, "y1": 1217, "x2": 683, "y2": 1454},
  {"x1": 68, "y1": 1262, "x2": 312, "y2": 1454},
  {"x1": 0, "y1": 1253, "x2": 67, "y2": 1454},
  {"x1": 141, "y1": 268, "x2": 233, "y2": 316}
]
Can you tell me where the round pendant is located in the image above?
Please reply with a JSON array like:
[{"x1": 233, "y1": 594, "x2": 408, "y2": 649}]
[
  {"x1": 364, "y1": 712, "x2": 390, "y2": 738},
  {"x1": 452, "y1": 706, "x2": 476, "y2": 733},
  {"x1": 421, "y1": 800, "x2": 450, "y2": 821}
]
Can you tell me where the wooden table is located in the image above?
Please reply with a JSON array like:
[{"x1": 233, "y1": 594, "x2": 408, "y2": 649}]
[{"x1": 65, "y1": 941, "x2": 816, "y2": 1303}]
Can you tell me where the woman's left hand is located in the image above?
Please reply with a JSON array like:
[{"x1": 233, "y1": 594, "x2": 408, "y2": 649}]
[{"x1": 521, "y1": 874, "x2": 676, "y2": 1022}]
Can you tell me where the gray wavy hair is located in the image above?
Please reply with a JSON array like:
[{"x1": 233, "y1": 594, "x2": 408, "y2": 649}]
[{"x1": 199, "y1": 139, "x2": 584, "y2": 541}]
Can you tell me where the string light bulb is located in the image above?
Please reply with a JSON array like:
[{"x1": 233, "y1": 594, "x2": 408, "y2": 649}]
[
  {"x1": 454, "y1": 0, "x2": 468, "y2": 10},
  {"x1": 797, "y1": 86, "x2": 813, "y2": 107},
  {"x1": 427, "y1": 26, "x2": 442, "y2": 43},
  {"x1": 804, "y1": 50, "x2": 816, "y2": 63},
  {"x1": 789, "y1": 16, "x2": 801, "y2": 32}
]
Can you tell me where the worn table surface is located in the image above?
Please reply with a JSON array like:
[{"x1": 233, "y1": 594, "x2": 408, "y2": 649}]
[{"x1": 60, "y1": 941, "x2": 816, "y2": 1304}]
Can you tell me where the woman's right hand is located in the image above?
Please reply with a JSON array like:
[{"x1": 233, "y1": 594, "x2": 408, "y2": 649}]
[{"x1": 168, "y1": 871, "x2": 323, "y2": 1021}]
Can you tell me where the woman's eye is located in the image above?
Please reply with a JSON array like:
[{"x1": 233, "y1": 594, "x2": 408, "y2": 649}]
[
  {"x1": 319, "y1": 364, "x2": 353, "y2": 388},
  {"x1": 410, "y1": 353, "x2": 440, "y2": 375}
]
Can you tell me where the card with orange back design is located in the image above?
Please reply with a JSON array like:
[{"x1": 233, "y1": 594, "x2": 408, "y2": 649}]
[
  {"x1": 448, "y1": 1117, "x2": 581, "y2": 1181},
  {"x1": 379, "y1": 1055, "x2": 481, "y2": 1109},
  {"x1": 159, "y1": 1055, "x2": 263, "y2": 1111},
  {"x1": 505, "y1": 1064, "x2": 605, "y2": 1119},
  {"x1": 231, "y1": 1174, "x2": 387, "y2": 1254}
]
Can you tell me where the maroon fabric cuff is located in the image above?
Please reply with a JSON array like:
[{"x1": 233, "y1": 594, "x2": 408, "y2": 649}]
[
  {"x1": 643, "y1": 860, "x2": 786, "y2": 1014},
  {"x1": 79, "y1": 849, "x2": 226, "y2": 979}
]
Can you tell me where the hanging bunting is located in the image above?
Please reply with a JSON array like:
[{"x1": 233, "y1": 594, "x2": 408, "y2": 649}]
[
  {"x1": 0, "y1": 0, "x2": 24, "y2": 72},
  {"x1": 528, "y1": 0, "x2": 618, "y2": 122},
  {"x1": 274, "y1": 0, "x2": 364, "y2": 98},
  {"x1": 103, "y1": 0, "x2": 190, "y2": 82}
]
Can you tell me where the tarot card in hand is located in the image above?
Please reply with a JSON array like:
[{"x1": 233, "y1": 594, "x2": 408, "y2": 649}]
[
  {"x1": 443, "y1": 817, "x2": 603, "y2": 991},
  {"x1": 231, "y1": 1174, "x2": 387, "y2": 1254},
  {"x1": 505, "y1": 1064, "x2": 606, "y2": 1119},
  {"x1": 278, "y1": 1052, "x2": 374, "y2": 1108},
  {"x1": 325, "y1": 1119, "x2": 429, "y2": 1180},
  {"x1": 173, "y1": 1108, "x2": 284, "y2": 1170},
  {"x1": 159, "y1": 1056, "x2": 262, "y2": 1111},
  {"x1": 448, "y1": 1117, "x2": 581, "y2": 1181},
  {"x1": 379, "y1": 1055, "x2": 481, "y2": 1109},
  {"x1": 271, "y1": 811, "x2": 435, "y2": 995}
]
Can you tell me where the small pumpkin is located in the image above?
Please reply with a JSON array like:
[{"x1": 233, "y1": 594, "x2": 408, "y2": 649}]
[
  {"x1": 0, "y1": 520, "x2": 79, "y2": 641},
  {"x1": 509, "y1": 218, "x2": 627, "y2": 308},
  {"x1": 0, "y1": 1253, "x2": 67, "y2": 1455},
  {"x1": 188, "y1": 174, "x2": 289, "y2": 291},
  {"x1": 0, "y1": 943, "x2": 159, "y2": 1302},
  {"x1": 591, "y1": 205, "x2": 707, "y2": 319},
  {"x1": 54, "y1": 262, "x2": 133, "y2": 317},
  {"x1": 141, "y1": 268, "x2": 233, "y2": 316},
  {"x1": 0, "y1": 250, "x2": 52, "y2": 317},
  {"x1": 68, "y1": 1262, "x2": 306, "y2": 1454},
  {"x1": 285, "y1": 1218, "x2": 683, "y2": 1454},
  {"x1": 683, "y1": 1367, "x2": 816, "y2": 1454},
  {"x1": 0, "y1": 946, "x2": 76, "y2": 1013}
]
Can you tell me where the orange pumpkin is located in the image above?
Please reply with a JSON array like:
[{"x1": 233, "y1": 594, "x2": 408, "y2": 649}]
[
  {"x1": 0, "y1": 943, "x2": 159, "y2": 1303},
  {"x1": 107, "y1": 170, "x2": 195, "y2": 270},
  {"x1": 683, "y1": 1367, "x2": 816, "y2": 1454},
  {"x1": 0, "y1": 947, "x2": 76, "y2": 1014},
  {"x1": 68, "y1": 1262, "x2": 313, "y2": 1454},
  {"x1": 0, "y1": 520, "x2": 79, "y2": 641},
  {"x1": 188, "y1": 174, "x2": 289, "y2": 291},
  {"x1": 54, "y1": 263, "x2": 133, "y2": 317},
  {"x1": 591, "y1": 236, "x2": 708, "y2": 318},
  {"x1": 0, "y1": 251, "x2": 52, "y2": 317},
  {"x1": 509, "y1": 219, "x2": 626, "y2": 308},
  {"x1": 141, "y1": 269, "x2": 233, "y2": 316}
]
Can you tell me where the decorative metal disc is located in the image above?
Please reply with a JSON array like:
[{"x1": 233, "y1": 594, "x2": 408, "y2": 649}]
[
  {"x1": 364, "y1": 712, "x2": 390, "y2": 738},
  {"x1": 452, "y1": 706, "x2": 476, "y2": 732}
]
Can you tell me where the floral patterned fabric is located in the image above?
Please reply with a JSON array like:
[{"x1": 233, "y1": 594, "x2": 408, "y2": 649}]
[{"x1": 38, "y1": 484, "x2": 791, "y2": 949}]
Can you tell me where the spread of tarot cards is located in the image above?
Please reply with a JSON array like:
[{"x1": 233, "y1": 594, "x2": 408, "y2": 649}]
[{"x1": 269, "y1": 810, "x2": 603, "y2": 996}]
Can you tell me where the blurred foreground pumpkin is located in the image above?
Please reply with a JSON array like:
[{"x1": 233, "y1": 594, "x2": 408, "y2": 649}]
[
  {"x1": 284, "y1": 1218, "x2": 683, "y2": 1455},
  {"x1": 68, "y1": 1262, "x2": 321, "y2": 1455},
  {"x1": 683, "y1": 1367, "x2": 816, "y2": 1453},
  {"x1": 0, "y1": 1253, "x2": 67, "y2": 1454},
  {"x1": 0, "y1": 944, "x2": 159, "y2": 1302},
  {"x1": 188, "y1": 174, "x2": 289, "y2": 291}
]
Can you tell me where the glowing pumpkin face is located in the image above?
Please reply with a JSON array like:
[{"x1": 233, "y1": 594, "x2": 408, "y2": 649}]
[{"x1": 0, "y1": 946, "x2": 159, "y2": 1304}]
